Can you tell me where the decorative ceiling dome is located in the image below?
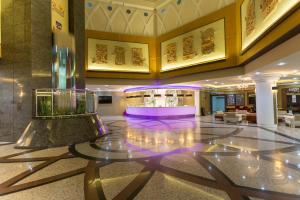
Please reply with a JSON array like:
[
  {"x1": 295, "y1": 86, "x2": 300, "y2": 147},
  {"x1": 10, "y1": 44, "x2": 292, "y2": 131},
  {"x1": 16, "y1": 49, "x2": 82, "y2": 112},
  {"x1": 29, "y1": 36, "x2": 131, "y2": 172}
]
[{"x1": 86, "y1": 0, "x2": 235, "y2": 36}]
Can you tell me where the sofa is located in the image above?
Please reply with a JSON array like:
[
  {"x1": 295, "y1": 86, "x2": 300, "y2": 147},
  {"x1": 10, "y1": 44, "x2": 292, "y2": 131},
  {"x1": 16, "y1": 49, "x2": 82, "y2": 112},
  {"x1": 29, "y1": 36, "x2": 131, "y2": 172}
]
[
  {"x1": 223, "y1": 112, "x2": 243, "y2": 124},
  {"x1": 214, "y1": 111, "x2": 224, "y2": 120},
  {"x1": 285, "y1": 114, "x2": 300, "y2": 128}
]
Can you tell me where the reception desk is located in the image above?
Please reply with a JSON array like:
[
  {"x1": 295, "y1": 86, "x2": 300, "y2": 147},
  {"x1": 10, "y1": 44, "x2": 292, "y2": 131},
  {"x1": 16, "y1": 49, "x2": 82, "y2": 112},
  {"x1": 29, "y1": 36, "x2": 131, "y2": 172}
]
[{"x1": 125, "y1": 106, "x2": 196, "y2": 119}]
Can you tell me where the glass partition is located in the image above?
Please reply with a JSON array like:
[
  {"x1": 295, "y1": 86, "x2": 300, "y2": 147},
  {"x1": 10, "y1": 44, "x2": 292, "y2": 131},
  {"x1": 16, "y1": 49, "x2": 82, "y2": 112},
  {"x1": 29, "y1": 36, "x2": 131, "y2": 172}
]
[{"x1": 35, "y1": 89, "x2": 97, "y2": 117}]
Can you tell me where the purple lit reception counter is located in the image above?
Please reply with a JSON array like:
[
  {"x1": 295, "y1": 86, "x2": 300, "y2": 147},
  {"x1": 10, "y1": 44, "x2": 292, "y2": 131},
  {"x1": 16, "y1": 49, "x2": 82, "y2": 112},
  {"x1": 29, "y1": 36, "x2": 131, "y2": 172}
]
[{"x1": 125, "y1": 106, "x2": 196, "y2": 119}]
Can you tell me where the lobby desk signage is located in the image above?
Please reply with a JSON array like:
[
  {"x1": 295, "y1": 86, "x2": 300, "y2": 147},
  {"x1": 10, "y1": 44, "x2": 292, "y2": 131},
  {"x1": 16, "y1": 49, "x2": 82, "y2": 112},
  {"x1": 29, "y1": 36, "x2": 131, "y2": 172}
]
[
  {"x1": 51, "y1": 0, "x2": 69, "y2": 33},
  {"x1": 161, "y1": 19, "x2": 226, "y2": 72},
  {"x1": 87, "y1": 38, "x2": 150, "y2": 73},
  {"x1": 241, "y1": 0, "x2": 300, "y2": 51}
]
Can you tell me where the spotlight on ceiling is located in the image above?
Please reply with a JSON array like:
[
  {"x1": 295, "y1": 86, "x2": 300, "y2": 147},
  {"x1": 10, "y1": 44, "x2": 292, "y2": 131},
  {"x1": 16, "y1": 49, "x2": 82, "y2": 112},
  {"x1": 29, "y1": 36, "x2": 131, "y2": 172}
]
[
  {"x1": 255, "y1": 72, "x2": 261, "y2": 75},
  {"x1": 277, "y1": 62, "x2": 286, "y2": 66}
]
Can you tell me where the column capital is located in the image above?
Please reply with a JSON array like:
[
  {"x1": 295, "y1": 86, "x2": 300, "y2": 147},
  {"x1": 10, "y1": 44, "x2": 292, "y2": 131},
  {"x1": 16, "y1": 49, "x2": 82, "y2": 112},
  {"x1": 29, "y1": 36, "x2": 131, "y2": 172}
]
[{"x1": 251, "y1": 74, "x2": 280, "y2": 84}]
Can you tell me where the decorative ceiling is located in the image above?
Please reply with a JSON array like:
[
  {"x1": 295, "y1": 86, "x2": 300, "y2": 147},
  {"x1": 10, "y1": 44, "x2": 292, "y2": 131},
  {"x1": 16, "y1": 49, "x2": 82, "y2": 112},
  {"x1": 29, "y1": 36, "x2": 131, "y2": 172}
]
[{"x1": 85, "y1": 0, "x2": 235, "y2": 36}]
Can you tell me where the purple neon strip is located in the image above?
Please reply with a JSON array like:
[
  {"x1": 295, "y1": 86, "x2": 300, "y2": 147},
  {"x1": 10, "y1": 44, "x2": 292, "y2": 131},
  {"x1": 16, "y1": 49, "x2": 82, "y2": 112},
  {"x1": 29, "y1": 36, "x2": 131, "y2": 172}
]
[
  {"x1": 125, "y1": 106, "x2": 196, "y2": 118},
  {"x1": 124, "y1": 85, "x2": 200, "y2": 92},
  {"x1": 125, "y1": 113, "x2": 195, "y2": 119}
]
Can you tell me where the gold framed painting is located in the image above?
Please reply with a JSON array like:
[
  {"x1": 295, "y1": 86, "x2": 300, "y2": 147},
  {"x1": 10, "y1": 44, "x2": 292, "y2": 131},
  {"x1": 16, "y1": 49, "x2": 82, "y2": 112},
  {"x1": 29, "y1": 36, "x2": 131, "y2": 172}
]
[
  {"x1": 87, "y1": 38, "x2": 150, "y2": 73},
  {"x1": 161, "y1": 18, "x2": 226, "y2": 72},
  {"x1": 240, "y1": 0, "x2": 300, "y2": 52}
]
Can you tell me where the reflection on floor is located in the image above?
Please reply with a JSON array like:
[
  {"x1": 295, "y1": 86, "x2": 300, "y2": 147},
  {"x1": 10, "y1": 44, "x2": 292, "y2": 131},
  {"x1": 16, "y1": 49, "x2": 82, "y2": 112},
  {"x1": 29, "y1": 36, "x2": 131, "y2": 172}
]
[{"x1": 0, "y1": 116, "x2": 300, "y2": 200}]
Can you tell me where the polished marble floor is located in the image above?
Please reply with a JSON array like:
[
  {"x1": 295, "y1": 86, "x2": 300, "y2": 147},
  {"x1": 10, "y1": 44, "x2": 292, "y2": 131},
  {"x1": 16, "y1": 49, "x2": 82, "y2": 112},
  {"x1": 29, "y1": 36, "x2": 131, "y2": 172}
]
[{"x1": 0, "y1": 116, "x2": 300, "y2": 200}]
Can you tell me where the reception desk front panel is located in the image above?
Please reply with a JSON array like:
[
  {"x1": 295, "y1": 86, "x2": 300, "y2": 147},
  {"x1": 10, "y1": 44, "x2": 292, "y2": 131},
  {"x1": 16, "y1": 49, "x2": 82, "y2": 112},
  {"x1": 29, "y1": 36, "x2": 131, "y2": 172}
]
[{"x1": 125, "y1": 106, "x2": 196, "y2": 119}]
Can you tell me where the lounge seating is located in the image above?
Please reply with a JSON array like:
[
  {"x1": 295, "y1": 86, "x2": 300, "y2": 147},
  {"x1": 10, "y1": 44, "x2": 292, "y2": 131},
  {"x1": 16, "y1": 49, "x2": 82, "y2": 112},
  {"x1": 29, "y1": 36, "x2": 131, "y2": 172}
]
[
  {"x1": 223, "y1": 112, "x2": 243, "y2": 124},
  {"x1": 277, "y1": 110, "x2": 287, "y2": 122},
  {"x1": 285, "y1": 114, "x2": 300, "y2": 128},
  {"x1": 246, "y1": 113, "x2": 256, "y2": 123},
  {"x1": 214, "y1": 111, "x2": 224, "y2": 120}
]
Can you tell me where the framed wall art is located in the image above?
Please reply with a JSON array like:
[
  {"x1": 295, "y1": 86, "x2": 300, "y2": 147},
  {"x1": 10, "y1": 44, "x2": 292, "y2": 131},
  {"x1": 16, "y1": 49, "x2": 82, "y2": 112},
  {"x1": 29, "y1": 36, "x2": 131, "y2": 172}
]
[
  {"x1": 161, "y1": 18, "x2": 226, "y2": 72},
  {"x1": 87, "y1": 38, "x2": 150, "y2": 73},
  {"x1": 241, "y1": 0, "x2": 300, "y2": 51}
]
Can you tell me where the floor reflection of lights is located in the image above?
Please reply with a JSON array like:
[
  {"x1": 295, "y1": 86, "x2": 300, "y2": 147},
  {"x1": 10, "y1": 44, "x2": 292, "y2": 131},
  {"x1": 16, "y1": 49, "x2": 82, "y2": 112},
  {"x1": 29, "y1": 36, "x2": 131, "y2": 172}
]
[{"x1": 1, "y1": 116, "x2": 300, "y2": 200}]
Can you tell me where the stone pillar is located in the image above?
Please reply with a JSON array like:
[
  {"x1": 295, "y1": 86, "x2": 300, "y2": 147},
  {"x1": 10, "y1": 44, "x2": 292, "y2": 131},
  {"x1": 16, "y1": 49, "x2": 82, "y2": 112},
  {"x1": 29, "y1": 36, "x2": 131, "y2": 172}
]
[
  {"x1": 194, "y1": 90, "x2": 201, "y2": 116},
  {"x1": 252, "y1": 74, "x2": 280, "y2": 127},
  {"x1": 0, "y1": 0, "x2": 85, "y2": 141},
  {"x1": 69, "y1": 0, "x2": 85, "y2": 89}
]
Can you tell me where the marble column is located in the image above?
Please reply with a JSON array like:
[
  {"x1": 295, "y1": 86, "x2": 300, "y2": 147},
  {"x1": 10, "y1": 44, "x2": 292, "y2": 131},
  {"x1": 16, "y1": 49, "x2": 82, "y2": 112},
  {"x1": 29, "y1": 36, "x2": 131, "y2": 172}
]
[
  {"x1": 194, "y1": 90, "x2": 201, "y2": 116},
  {"x1": 0, "y1": 0, "x2": 86, "y2": 141},
  {"x1": 252, "y1": 74, "x2": 280, "y2": 127}
]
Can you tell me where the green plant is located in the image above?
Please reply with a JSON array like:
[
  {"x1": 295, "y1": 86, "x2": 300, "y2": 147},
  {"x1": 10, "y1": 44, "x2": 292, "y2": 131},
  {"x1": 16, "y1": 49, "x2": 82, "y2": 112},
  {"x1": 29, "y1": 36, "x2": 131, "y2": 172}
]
[
  {"x1": 38, "y1": 97, "x2": 52, "y2": 116},
  {"x1": 76, "y1": 100, "x2": 86, "y2": 114}
]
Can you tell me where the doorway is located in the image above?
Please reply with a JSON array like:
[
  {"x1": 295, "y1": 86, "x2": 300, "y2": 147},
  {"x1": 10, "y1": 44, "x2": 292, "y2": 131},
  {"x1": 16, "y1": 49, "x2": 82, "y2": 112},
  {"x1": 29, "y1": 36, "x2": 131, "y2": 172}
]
[{"x1": 211, "y1": 95, "x2": 226, "y2": 113}]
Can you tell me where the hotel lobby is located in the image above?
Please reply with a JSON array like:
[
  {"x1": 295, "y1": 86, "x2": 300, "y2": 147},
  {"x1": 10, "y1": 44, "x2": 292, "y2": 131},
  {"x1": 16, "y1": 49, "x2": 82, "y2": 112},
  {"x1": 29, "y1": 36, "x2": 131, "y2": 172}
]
[{"x1": 0, "y1": 0, "x2": 300, "y2": 200}]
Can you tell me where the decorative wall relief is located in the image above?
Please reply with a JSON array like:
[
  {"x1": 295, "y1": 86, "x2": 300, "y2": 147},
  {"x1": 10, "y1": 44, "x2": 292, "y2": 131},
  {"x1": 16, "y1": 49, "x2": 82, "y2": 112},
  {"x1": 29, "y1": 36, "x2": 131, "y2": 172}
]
[
  {"x1": 87, "y1": 38, "x2": 150, "y2": 73},
  {"x1": 132, "y1": 48, "x2": 144, "y2": 66},
  {"x1": 95, "y1": 44, "x2": 108, "y2": 64},
  {"x1": 161, "y1": 19, "x2": 226, "y2": 72},
  {"x1": 166, "y1": 43, "x2": 177, "y2": 63},
  {"x1": 183, "y1": 36, "x2": 195, "y2": 60},
  {"x1": 260, "y1": 0, "x2": 278, "y2": 19},
  {"x1": 241, "y1": 0, "x2": 299, "y2": 51},
  {"x1": 201, "y1": 28, "x2": 215, "y2": 55},
  {"x1": 114, "y1": 46, "x2": 125, "y2": 65},
  {"x1": 245, "y1": 0, "x2": 256, "y2": 36}
]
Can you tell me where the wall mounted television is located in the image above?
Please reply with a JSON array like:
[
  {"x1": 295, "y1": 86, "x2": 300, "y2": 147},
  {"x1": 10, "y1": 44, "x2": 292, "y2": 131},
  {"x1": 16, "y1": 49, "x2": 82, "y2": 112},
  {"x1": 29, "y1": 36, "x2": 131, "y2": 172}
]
[{"x1": 98, "y1": 96, "x2": 112, "y2": 104}]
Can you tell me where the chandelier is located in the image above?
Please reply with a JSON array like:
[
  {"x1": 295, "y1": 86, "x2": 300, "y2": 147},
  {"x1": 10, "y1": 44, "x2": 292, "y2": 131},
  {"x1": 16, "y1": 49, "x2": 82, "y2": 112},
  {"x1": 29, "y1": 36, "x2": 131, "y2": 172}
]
[{"x1": 237, "y1": 81, "x2": 248, "y2": 90}]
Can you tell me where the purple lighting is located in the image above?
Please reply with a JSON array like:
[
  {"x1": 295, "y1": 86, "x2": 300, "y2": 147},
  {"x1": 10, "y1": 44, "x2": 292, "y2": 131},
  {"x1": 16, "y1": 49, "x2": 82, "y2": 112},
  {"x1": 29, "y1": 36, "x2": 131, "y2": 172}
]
[
  {"x1": 125, "y1": 106, "x2": 196, "y2": 119},
  {"x1": 124, "y1": 85, "x2": 200, "y2": 93}
]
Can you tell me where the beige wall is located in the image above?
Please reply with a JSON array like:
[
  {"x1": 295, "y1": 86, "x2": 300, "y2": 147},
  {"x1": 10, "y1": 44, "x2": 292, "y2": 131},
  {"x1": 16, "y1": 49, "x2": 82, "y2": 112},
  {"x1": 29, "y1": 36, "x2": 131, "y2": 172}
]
[{"x1": 97, "y1": 91, "x2": 126, "y2": 116}]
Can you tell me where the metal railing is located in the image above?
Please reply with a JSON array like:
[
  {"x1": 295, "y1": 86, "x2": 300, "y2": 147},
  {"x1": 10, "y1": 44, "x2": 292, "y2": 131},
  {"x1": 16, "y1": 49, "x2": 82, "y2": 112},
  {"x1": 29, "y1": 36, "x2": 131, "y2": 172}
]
[{"x1": 34, "y1": 89, "x2": 97, "y2": 117}]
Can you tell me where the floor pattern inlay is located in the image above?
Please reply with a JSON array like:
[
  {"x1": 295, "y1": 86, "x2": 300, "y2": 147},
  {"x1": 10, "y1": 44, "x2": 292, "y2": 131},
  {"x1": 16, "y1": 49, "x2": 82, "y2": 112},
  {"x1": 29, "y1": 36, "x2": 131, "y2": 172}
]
[{"x1": 0, "y1": 116, "x2": 300, "y2": 200}]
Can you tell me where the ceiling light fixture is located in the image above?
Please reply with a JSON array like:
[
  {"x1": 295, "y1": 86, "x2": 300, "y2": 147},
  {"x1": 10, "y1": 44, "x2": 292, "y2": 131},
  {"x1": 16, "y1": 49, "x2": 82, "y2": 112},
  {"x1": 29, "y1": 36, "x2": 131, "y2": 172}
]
[
  {"x1": 277, "y1": 62, "x2": 286, "y2": 66},
  {"x1": 237, "y1": 81, "x2": 248, "y2": 90}
]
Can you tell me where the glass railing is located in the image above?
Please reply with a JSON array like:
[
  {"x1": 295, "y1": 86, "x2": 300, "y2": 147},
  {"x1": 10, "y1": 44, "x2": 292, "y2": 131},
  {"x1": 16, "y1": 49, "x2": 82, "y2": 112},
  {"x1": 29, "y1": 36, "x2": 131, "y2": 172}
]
[{"x1": 34, "y1": 89, "x2": 97, "y2": 117}]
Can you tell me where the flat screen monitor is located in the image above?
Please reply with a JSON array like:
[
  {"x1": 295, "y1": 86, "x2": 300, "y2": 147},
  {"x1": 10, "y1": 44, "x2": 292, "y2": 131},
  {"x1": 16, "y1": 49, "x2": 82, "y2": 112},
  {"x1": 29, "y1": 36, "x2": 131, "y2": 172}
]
[{"x1": 98, "y1": 96, "x2": 112, "y2": 104}]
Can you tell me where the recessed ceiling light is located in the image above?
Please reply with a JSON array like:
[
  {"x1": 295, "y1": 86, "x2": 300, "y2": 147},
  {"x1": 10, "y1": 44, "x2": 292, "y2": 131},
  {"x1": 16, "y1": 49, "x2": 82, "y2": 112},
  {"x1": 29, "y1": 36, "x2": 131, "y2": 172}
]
[
  {"x1": 206, "y1": 80, "x2": 209, "y2": 82},
  {"x1": 277, "y1": 62, "x2": 286, "y2": 66},
  {"x1": 255, "y1": 72, "x2": 261, "y2": 75},
  {"x1": 293, "y1": 77, "x2": 298, "y2": 80},
  {"x1": 214, "y1": 82, "x2": 219, "y2": 84},
  {"x1": 105, "y1": 85, "x2": 109, "y2": 87}
]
